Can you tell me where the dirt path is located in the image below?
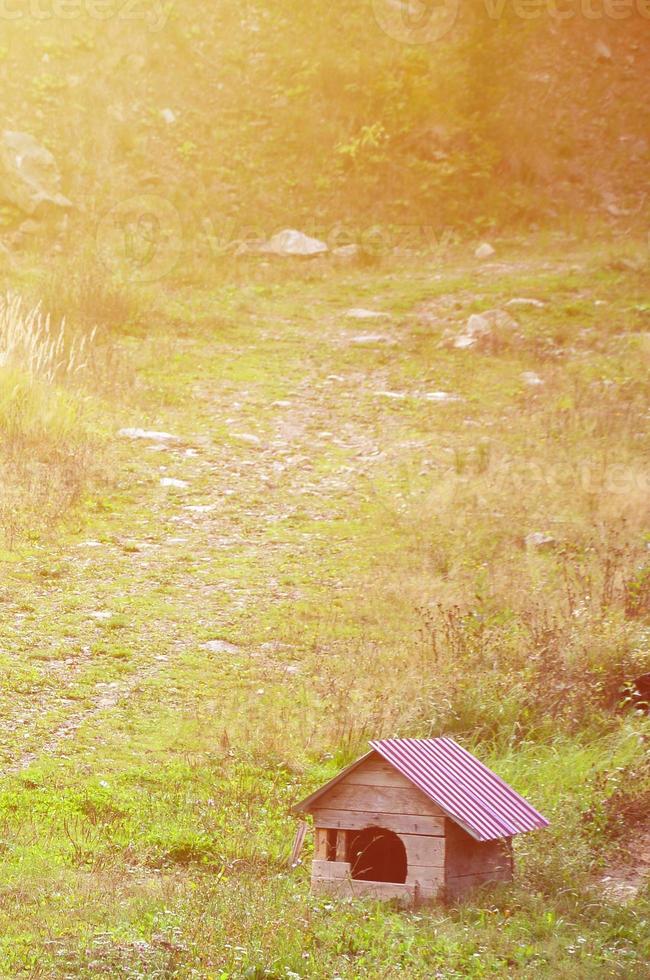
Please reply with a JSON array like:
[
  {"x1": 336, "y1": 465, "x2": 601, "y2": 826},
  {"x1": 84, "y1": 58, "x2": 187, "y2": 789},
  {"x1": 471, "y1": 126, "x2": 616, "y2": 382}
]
[{"x1": 0, "y1": 299, "x2": 408, "y2": 773}]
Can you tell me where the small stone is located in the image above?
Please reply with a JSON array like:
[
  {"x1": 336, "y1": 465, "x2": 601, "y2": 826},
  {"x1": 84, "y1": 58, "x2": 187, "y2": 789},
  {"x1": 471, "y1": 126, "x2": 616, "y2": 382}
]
[
  {"x1": 521, "y1": 371, "x2": 544, "y2": 387},
  {"x1": 332, "y1": 244, "x2": 360, "y2": 263},
  {"x1": 422, "y1": 391, "x2": 461, "y2": 402},
  {"x1": 232, "y1": 433, "x2": 261, "y2": 445},
  {"x1": 346, "y1": 308, "x2": 389, "y2": 320},
  {"x1": 453, "y1": 334, "x2": 477, "y2": 350},
  {"x1": 594, "y1": 39, "x2": 612, "y2": 62},
  {"x1": 525, "y1": 532, "x2": 556, "y2": 550},
  {"x1": 203, "y1": 639, "x2": 240, "y2": 654},
  {"x1": 261, "y1": 229, "x2": 328, "y2": 257},
  {"x1": 506, "y1": 298, "x2": 545, "y2": 309},
  {"x1": 467, "y1": 313, "x2": 493, "y2": 337},
  {"x1": 475, "y1": 242, "x2": 496, "y2": 260},
  {"x1": 160, "y1": 107, "x2": 176, "y2": 124},
  {"x1": 119, "y1": 428, "x2": 180, "y2": 443},
  {"x1": 160, "y1": 477, "x2": 189, "y2": 488},
  {"x1": 350, "y1": 333, "x2": 390, "y2": 345}
]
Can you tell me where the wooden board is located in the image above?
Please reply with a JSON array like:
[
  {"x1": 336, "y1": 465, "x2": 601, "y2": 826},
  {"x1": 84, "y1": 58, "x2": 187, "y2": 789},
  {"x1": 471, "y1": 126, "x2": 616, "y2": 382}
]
[
  {"x1": 314, "y1": 808, "x2": 445, "y2": 836},
  {"x1": 400, "y1": 833, "x2": 445, "y2": 868},
  {"x1": 345, "y1": 761, "x2": 417, "y2": 789},
  {"x1": 312, "y1": 878, "x2": 416, "y2": 904},
  {"x1": 445, "y1": 822, "x2": 512, "y2": 877},
  {"x1": 314, "y1": 828, "x2": 329, "y2": 860},
  {"x1": 311, "y1": 860, "x2": 351, "y2": 880},
  {"x1": 320, "y1": 783, "x2": 442, "y2": 817},
  {"x1": 344, "y1": 762, "x2": 444, "y2": 817},
  {"x1": 406, "y1": 864, "x2": 445, "y2": 889},
  {"x1": 445, "y1": 870, "x2": 511, "y2": 900}
]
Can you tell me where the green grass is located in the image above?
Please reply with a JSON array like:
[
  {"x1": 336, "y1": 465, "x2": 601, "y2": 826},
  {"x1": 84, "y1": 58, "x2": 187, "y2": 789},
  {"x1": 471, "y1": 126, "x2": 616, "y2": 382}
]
[{"x1": 0, "y1": 239, "x2": 648, "y2": 976}]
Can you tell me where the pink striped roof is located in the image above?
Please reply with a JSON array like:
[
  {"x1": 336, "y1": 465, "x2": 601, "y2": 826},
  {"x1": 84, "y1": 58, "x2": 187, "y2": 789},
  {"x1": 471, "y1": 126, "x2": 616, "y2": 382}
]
[{"x1": 371, "y1": 737, "x2": 549, "y2": 842}]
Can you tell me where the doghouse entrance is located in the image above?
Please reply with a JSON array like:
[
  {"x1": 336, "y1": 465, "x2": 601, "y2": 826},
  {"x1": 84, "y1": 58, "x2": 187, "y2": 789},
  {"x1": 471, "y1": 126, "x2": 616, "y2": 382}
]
[{"x1": 348, "y1": 827, "x2": 407, "y2": 884}]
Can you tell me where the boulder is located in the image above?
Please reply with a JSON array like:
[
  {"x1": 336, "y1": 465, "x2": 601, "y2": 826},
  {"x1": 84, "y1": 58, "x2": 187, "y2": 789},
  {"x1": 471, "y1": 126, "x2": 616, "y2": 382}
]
[
  {"x1": 525, "y1": 532, "x2": 556, "y2": 550},
  {"x1": 454, "y1": 309, "x2": 518, "y2": 349},
  {"x1": 0, "y1": 131, "x2": 72, "y2": 215},
  {"x1": 262, "y1": 229, "x2": 328, "y2": 257},
  {"x1": 475, "y1": 242, "x2": 495, "y2": 260}
]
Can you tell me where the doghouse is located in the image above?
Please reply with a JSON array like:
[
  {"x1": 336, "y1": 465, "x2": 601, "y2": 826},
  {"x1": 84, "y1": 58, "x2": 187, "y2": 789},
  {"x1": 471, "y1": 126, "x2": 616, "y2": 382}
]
[{"x1": 293, "y1": 737, "x2": 549, "y2": 903}]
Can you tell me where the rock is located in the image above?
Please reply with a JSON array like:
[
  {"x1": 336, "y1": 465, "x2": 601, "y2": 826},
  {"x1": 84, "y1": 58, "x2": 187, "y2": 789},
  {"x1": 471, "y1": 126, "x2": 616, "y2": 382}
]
[
  {"x1": 232, "y1": 433, "x2": 261, "y2": 445},
  {"x1": 118, "y1": 428, "x2": 180, "y2": 443},
  {"x1": 594, "y1": 39, "x2": 612, "y2": 62},
  {"x1": 17, "y1": 219, "x2": 41, "y2": 236},
  {"x1": 521, "y1": 371, "x2": 544, "y2": 387},
  {"x1": 453, "y1": 333, "x2": 478, "y2": 350},
  {"x1": 184, "y1": 504, "x2": 216, "y2": 514},
  {"x1": 350, "y1": 333, "x2": 390, "y2": 345},
  {"x1": 203, "y1": 640, "x2": 240, "y2": 655},
  {"x1": 261, "y1": 229, "x2": 328, "y2": 257},
  {"x1": 0, "y1": 130, "x2": 72, "y2": 214},
  {"x1": 332, "y1": 244, "x2": 360, "y2": 263},
  {"x1": 345, "y1": 308, "x2": 389, "y2": 320},
  {"x1": 506, "y1": 298, "x2": 545, "y2": 309},
  {"x1": 454, "y1": 309, "x2": 519, "y2": 349},
  {"x1": 422, "y1": 391, "x2": 461, "y2": 402},
  {"x1": 160, "y1": 477, "x2": 189, "y2": 488},
  {"x1": 160, "y1": 108, "x2": 176, "y2": 124},
  {"x1": 525, "y1": 532, "x2": 556, "y2": 550},
  {"x1": 475, "y1": 242, "x2": 496, "y2": 260}
]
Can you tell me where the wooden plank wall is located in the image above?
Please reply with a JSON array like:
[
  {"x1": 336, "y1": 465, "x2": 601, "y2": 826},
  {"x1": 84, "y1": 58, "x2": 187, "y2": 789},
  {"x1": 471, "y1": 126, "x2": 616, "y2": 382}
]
[
  {"x1": 313, "y1": 755, "x2": 445, "y2": 837},
  {"x1": 311, "y1": 754, "x2": 447, "y2": 901},
  {"x1": 444, "y1": 821, "x2": 513, "y2": 898}
]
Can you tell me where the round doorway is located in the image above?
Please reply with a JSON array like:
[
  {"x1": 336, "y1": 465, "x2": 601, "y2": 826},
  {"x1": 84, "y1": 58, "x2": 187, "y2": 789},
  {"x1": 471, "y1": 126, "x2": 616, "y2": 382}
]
[{"x1": 348, "y1": 827, "x2": 407, "y2": 884}]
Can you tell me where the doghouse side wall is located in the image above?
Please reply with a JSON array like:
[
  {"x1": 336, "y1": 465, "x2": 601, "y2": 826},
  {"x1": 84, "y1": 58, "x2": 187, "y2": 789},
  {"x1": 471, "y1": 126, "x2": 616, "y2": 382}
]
[{"x1": 444, "y1": 821, "x2": 513, "y2": 898}]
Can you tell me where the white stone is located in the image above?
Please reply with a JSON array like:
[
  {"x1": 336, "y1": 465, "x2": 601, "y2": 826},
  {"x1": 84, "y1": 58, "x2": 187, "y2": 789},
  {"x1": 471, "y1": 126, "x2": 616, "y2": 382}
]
[
  {"x1": 422, "y1": 391, "x2": 461, "y2": 402},
  {"x1": 118, "y1": 428, "x2": 180, "y2": 443},
  {"x1": 204, "y1": 640, "x2": 240, "y2": 654},
  {"x1": 521, "y1": 371, "x2": 544, "y2": 386},
  {"x1": 525, "y1": 532, "x2": 556, "y2": 550},
  {"x1": 345, "y1": 308, "x2": 389, "y2": 320},
  {"x1": 350, "y1": 333, "x2": 390, "y2": 345},
  {"x1": 453, "y1": 334, "x2": 477, "y2": 350},
  {"x1": 475, "y1": 242, "x2": 496, "y2": 260},
  {"x1": 332, "y1": 244, "x2": 360, "y2": 261},
  {"x1": 160, "y1": 477, "x2": 189, "y2": 488},
  {"x1": 263, "y1": 229, "x2": 328, "y2": 256},
  {"x1": 506, "y1": 298, "x2": 545, "y2": 309},
  {"x1": 232, "y1": 433, "x2": 261, "y2": 445}
]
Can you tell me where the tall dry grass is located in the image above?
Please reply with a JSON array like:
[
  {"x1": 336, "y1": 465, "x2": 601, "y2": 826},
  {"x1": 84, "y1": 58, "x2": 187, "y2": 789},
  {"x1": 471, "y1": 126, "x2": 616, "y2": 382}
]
[
  {"x1": 0, "y1": 291, "x2": 108, "y2": 548},
  {"x1": 0, "y1": 292, "x2": 95, "y2": 384}
]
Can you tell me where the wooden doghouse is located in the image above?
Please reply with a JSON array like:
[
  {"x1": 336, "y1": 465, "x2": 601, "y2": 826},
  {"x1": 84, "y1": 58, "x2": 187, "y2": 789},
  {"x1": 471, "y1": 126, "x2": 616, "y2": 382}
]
[{"x1": 293, "y1": 737, "x2": 548, "y2": 904}]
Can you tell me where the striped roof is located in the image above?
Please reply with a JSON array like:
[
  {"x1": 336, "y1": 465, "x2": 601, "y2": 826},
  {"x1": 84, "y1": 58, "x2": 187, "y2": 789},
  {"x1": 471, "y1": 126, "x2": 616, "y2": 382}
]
[
  {"x1": 294, "y1": 737, "x2": 549, "y2": 842},
  {"x1": 371, "y1": 738, "x2": 549, "y2": 841}
]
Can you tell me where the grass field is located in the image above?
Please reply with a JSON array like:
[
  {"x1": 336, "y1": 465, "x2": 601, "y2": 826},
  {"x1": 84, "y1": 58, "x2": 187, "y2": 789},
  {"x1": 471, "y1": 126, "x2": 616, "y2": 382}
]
[{"x1": 0, "y1": 235, "x2": 648, "y2": 977}]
